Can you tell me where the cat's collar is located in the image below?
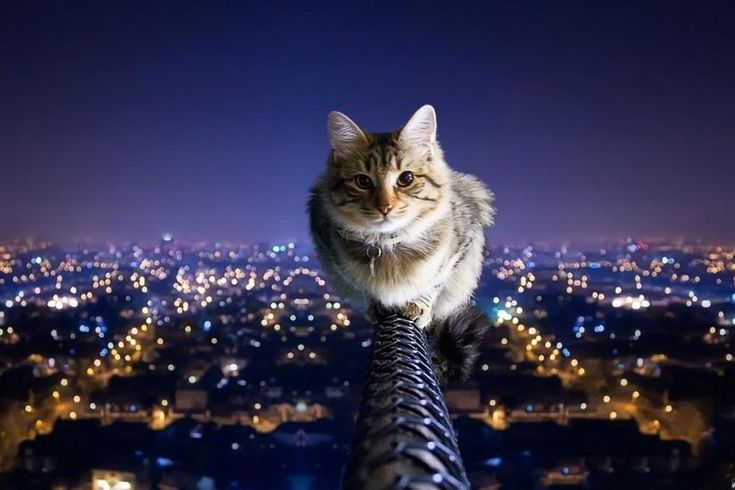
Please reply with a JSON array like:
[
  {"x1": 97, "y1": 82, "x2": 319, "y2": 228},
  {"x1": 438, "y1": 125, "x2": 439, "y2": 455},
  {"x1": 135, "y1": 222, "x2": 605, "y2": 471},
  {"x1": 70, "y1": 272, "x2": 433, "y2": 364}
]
[
  {"x1": 336, "y1": 227, "x2": 401, "y2": 277},
  {"x1": 335, "y1": 227, "x2": 403, "y2": 248}
]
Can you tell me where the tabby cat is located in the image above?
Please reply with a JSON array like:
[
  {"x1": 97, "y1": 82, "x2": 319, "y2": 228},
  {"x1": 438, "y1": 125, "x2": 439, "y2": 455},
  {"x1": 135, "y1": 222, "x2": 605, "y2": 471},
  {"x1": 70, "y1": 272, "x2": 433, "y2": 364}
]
[{"x1": 308, "y1": 105, "x2": 494, "y2": 384}]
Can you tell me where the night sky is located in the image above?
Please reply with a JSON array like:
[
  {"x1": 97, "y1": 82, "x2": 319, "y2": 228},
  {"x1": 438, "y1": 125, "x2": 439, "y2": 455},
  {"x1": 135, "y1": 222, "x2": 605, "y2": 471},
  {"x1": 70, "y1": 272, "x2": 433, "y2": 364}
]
[{"x1": 2, "y1": 1, "x2": 733, "y2": 244}]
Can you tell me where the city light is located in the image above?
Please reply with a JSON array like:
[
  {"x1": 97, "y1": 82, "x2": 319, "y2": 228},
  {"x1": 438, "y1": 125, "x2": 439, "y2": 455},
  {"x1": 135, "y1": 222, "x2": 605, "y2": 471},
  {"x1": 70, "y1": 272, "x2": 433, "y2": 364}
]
[{"x1": 1, "y1": 238, "x2": 732, "y2": 488}]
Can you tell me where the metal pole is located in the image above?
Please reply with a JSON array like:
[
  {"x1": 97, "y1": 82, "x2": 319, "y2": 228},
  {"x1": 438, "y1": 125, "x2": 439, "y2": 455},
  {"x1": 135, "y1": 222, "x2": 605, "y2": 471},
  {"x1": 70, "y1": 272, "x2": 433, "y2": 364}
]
[{"x1": 342, "y1": 316, "x2": 470, "y2": 490}]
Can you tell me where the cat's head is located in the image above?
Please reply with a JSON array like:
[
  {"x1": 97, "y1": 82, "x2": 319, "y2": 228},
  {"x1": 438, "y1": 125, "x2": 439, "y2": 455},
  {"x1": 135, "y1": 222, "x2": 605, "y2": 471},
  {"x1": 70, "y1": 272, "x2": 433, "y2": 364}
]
[{"x1": 323, "y1": 105, "x2": 450, "y2": 234}]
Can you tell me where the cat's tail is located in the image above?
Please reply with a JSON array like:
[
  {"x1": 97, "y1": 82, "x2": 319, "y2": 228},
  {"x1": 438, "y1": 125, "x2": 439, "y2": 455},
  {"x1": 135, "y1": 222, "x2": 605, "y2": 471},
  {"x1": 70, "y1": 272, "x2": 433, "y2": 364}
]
[{"x1": 428, "y1": 305, "x2": 490, "y2": 387}]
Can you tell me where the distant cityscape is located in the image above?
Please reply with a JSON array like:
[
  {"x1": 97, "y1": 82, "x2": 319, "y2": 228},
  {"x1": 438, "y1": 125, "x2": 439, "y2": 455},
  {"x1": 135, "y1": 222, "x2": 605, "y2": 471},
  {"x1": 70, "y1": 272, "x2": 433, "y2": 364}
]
[{"x1": 0, "y1": 237, "x2": 733, "y2": 489}]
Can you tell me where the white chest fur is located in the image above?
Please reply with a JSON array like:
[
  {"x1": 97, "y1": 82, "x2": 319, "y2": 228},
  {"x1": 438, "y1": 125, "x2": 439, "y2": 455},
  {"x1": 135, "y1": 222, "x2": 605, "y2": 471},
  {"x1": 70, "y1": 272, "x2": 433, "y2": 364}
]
[{"x1": 356, "y1": 238, "x2": 453, "y2": 307}]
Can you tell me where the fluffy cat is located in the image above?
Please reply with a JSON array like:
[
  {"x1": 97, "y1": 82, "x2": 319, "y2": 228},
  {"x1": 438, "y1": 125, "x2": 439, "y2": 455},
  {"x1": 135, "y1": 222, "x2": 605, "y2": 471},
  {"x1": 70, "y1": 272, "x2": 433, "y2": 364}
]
[{"x1": 308, "y1": 105, "x2": 494, "y2": 384}]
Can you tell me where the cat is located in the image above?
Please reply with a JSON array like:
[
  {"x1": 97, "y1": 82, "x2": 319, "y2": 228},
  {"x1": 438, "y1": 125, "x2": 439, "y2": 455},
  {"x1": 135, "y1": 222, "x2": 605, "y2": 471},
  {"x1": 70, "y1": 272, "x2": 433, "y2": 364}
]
[{"x1": 308, "y1": 105, "x2": 495, "y2": 385}]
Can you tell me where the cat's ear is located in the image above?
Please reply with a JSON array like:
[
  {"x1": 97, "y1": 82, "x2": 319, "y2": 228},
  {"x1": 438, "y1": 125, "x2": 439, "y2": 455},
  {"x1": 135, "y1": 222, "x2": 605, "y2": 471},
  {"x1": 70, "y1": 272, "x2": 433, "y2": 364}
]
[
  {"x1": 327, "y1": 111, "x2": 367, "y2": 157},
  {"x1": 400, "y1": 104, "x2": 437, "y2": 147}
]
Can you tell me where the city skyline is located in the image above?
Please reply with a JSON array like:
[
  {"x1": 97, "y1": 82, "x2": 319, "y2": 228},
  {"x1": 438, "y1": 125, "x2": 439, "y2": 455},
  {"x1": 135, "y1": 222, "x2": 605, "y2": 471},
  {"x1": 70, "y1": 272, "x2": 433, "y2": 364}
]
[
  {"x1": 1, "y1": 237, "x2": 733, "y2": 487},
  {"x1": 2, "y1": 1, "x2": 734, "y2": 244}
]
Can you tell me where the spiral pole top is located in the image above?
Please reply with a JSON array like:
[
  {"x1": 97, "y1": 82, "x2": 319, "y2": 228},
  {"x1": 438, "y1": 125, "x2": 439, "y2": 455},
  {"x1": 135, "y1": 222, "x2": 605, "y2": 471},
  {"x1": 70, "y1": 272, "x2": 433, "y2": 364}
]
[{"x1": 342, "y1": 316, "x2": 470, "y2": 490}]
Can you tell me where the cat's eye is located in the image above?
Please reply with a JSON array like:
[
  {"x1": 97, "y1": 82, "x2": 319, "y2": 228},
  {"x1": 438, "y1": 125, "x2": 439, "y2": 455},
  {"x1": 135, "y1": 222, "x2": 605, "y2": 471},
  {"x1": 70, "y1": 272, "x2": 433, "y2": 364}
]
[
  {"x1": 397, "y1": 171, "x2": 414, "y2": 187},
  {"x1": 354, "y1": 174, "x2": 373, "y2": 189}
]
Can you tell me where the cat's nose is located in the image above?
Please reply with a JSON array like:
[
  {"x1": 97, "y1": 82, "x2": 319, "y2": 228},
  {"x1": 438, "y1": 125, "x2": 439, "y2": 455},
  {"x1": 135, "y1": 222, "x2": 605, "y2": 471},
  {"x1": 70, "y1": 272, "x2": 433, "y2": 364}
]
[{"x1": 377, "y1": 203, "x2": 392, "y2": 216}]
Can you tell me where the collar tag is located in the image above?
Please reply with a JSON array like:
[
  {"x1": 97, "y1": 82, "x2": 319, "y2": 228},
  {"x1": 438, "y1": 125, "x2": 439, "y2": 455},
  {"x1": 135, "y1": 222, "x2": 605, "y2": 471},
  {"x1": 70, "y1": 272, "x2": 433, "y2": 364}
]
[{"x1": 366, "y1": 244, "x2": 382, "y2": 277}]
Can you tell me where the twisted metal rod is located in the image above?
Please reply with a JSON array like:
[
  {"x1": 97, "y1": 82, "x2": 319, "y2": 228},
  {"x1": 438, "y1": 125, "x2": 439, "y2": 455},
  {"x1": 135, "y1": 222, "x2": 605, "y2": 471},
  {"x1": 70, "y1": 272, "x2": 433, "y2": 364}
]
[{"x1": 342, "y1": 316, "x2": 470, "y2": 490}]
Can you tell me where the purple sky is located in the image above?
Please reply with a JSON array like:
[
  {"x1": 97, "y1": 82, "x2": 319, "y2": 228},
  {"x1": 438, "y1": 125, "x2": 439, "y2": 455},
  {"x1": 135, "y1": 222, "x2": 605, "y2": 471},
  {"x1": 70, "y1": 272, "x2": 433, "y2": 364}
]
[{"x1": 1, "y1": 1, "x2": 734, "y2": 244}]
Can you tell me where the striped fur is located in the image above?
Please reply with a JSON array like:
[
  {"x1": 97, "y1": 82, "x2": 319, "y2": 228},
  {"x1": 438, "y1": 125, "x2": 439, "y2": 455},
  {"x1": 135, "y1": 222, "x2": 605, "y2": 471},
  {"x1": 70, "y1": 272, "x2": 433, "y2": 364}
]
[{"x1": 309, "y1": 105, "x2": 495, "y2": 382}]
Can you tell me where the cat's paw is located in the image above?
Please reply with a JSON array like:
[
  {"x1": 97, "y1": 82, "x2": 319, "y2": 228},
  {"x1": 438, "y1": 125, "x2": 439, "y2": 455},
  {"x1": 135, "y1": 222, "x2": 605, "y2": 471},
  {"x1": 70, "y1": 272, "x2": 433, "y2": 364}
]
[{"x1": 401, "y1": 302, "x2": 432, "y2": 329}]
